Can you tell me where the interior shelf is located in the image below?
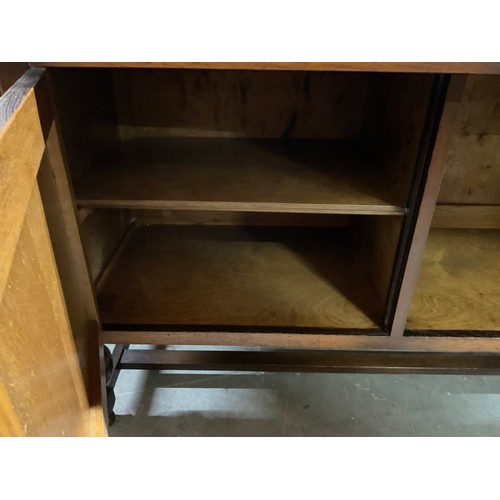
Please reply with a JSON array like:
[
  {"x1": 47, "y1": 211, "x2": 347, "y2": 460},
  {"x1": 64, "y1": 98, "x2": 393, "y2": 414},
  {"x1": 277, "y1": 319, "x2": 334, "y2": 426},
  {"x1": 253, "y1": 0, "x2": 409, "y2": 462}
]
[
  {"x1": 408, "y1": 228, "x2": 500, "y2": 332},
  {"x1": 97, "y1": 224, "x2": 383, "y2": 331},
  {"x1": 75, "y1": 138, "x2": 405, "y2": 215}
]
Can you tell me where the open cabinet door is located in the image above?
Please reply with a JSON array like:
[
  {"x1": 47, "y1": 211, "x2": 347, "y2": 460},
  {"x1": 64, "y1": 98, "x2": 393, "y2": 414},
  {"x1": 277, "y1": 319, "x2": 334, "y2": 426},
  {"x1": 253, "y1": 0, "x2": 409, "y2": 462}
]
[{"x1": 0, "y1": 68, "x2": 106, "y2": 436}]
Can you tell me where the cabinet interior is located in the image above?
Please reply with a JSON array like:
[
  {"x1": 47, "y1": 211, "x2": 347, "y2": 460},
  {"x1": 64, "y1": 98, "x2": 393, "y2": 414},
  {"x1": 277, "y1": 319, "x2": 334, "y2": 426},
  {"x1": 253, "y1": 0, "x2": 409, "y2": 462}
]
[
  {"x1": 48, "y1": 68, "x2": 434, "y2": 333},
  {"x1": 409, "y1": 75, "x2": 500, "y2": 335}
]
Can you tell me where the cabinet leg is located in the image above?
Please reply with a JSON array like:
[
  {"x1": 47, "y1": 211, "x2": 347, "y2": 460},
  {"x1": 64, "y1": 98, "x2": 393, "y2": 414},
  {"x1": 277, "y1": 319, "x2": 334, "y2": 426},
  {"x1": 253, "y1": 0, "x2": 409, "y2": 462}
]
[
  {"x1": 106, "y1": 385, "x2": 116, "y2": 426},
  {"x1": 104, "y1": 344, "x2": 128, "y2": 426}
]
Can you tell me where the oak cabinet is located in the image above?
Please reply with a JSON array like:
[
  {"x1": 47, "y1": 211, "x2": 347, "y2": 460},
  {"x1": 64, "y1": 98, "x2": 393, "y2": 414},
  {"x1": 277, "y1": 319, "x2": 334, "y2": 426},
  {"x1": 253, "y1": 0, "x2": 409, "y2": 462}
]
[{"x1": 1, "y1": 63, "x2": 500, "y2": 435}]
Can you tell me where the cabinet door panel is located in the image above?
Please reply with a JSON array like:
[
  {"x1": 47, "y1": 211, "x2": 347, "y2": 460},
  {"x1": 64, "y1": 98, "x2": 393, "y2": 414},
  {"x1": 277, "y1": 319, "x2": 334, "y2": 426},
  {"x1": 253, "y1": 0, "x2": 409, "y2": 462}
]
[
  {"x1": 0, "y1": 72, "x2": 45, "y2": 297},
  {"x1": 0, "y1": 68, "x2": 104, "y2": 436}
]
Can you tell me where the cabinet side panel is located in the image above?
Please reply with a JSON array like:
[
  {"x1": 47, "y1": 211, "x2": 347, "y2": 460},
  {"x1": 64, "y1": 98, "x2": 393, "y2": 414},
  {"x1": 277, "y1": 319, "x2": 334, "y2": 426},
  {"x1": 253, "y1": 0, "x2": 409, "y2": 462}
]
[
  {"x1": 80, "y1": 209, "x2": 133, "y2": 286},
  {"x1": 37, "y1": 124, "x2": 105, "y2": 413},
  {"x1": 352, "y1": 216, "x2": 403, "y2": 326},
  {"x1": 361, "y1": 74, "x2": 434, "y2": 206},
  {"x1": 390, "y1": 76, "x2": 466, "y2": 336}
]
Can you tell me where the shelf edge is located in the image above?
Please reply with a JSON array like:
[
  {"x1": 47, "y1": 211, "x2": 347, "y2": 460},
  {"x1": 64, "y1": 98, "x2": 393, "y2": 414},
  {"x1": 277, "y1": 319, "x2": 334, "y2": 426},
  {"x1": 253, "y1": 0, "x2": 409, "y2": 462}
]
[{"x1": 76, "y1": 199, "x2": 405, "y2": 216}]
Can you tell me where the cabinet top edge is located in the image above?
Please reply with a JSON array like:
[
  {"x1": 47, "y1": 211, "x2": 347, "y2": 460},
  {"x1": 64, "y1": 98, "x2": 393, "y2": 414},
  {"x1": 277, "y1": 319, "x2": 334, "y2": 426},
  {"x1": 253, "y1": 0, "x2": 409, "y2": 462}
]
[{"x1": 30, "y1": 62, "x2": 500, "y2": 74}]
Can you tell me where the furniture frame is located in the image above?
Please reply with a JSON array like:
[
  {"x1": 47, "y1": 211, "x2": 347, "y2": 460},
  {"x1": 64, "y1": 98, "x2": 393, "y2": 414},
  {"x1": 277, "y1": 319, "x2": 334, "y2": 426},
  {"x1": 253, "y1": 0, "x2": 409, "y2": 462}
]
[{"x1": 2, "y1": 62, "x2": 500, "y2": 433}]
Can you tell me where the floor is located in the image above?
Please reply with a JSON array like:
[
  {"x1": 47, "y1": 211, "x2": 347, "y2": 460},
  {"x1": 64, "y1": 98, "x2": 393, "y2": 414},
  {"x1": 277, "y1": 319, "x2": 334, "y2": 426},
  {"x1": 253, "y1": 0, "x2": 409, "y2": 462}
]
[{"x1": 109, "y1": 347, "x2": 500, "y2": 437}]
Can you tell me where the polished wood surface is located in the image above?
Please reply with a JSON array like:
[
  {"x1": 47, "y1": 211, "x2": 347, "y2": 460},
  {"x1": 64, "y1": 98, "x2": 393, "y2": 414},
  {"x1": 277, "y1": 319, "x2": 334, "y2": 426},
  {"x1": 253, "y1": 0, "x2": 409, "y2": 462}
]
[
  {"x1": 35, "y1": 62, "x2": 500, "y2": 74},
  {"x1": 408, "y1": 228, "x2": 500, "y2": 331},
  {"x1": 98, "y1": 225, "x2": 381, "y2": 330},
  {"x1": 76, "y1": 138, "x2": 404, "y2": 215}
]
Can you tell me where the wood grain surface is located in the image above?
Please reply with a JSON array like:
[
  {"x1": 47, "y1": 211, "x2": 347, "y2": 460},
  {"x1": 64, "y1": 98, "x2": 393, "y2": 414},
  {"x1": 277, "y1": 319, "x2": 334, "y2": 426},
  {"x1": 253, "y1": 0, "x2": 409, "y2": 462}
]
[
  {"x1": 438, "y1": 75, "x2": 500, "y2": 204},
  {"x1": 0, "y1": 88, "x2": 45, "y2": 297},
  {"x1": 389, "y1": 75, "x2": 466, "y2": 336},
  {"x1": 408, "y1": 228, "x2": 500, "y2": 331},
  {"x1": 432, "y1": 204, "x2": 500, "y2": 229},
  {"x1": 0, "y1": 187, "x2": 91, "y2": 436},
  {"x1": 102, "y1": 329, "x2": 500, "y2": 353},
  {"x1": 362, "y1": 73, "x2": 434, "y2": 202},
  {"x1": 133, "y1": 209, "x2": 350, "y2": 227},
  {"x1": 37, "y1": 124, "x2": 106, "y2": 417},
  {"x1": 0, "y1": 382, "x2": 23, "y2": 436},
  {"x1": 75, "y1": 138, "x2": 404, "y2": 214},
  {"x1": 79, "y1": 209, "x2": 132, "y2": 284},
  {"x1": 98, "y1": 225, "x2": 382, "y2": 330},
  {"x1": 353, "y1": 216, "x2": 403, "y2": 315},
  {"x1": 111, "y1": 69, "x2": 367, "y2": 140},
  {"x1": 35, "y1": 62, "x2": 500, "y2": 74},
  {"x1": 0, "y1": 68, "x2": 44, "y2": 130}
]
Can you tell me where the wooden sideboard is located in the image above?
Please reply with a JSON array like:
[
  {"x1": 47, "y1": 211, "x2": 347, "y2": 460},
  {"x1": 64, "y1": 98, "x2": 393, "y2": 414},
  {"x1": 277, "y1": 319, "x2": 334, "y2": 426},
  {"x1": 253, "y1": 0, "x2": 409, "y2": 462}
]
[{"x1": 2, "y1": 62, "x2": 500, "y2": 435}]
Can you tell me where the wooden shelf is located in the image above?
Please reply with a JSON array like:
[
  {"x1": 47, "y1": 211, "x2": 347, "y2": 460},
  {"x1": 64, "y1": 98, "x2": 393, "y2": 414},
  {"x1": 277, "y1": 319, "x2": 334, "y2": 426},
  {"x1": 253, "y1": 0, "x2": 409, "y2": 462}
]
[
  {"x1": 408, "y1": 229, "x2": 500, "y2": 332},
  {"x1": 97, "y1": 225, "x2": 382, "y2": 331},
  {"x1": 75, "y1": 138, "x2": 405, "y2": 215}
]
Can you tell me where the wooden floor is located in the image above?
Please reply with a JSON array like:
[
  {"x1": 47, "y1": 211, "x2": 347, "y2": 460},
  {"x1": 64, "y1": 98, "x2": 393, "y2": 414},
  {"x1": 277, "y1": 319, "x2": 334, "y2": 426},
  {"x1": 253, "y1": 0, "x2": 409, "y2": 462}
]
[
  {"x1": 408, "y1": 228, "x2": 500, "y2": 332},
  {"x1": 76, "y1": 138, "x2": 404, "y2": 215},
  {"x1": 98, "y1": 225, "x2": 382, "y2": 330}
]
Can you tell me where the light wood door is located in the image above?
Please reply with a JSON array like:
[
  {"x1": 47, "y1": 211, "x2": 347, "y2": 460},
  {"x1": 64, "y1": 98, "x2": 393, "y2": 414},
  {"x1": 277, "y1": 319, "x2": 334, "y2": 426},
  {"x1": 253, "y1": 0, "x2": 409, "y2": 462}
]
[{"x1": 0, "y1": 68, "x2": 105, "y2": 436}]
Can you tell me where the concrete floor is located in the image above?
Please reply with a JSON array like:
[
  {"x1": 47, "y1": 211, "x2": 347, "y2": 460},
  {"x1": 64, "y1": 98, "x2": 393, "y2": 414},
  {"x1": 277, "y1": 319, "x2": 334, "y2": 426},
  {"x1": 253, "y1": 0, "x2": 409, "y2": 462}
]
[{"x1": 109, "y1": 348, "x2": 500, "y2": 437}]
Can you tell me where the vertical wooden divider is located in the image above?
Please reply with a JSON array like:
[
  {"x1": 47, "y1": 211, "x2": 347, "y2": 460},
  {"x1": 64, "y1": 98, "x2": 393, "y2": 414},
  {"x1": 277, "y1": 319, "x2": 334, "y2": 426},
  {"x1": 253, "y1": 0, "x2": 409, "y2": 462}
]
[
  {"x1": 389, "y1": 75, "x2": 467, "y2": 337},
  {"x1": 1, "y1": 69, "x2": 107, "y2": 435}
]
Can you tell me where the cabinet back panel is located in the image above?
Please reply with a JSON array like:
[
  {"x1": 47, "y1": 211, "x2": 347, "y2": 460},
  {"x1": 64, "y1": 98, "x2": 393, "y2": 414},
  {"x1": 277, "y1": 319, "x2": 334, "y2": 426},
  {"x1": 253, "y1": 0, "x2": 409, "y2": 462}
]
[
  {"x1": 133, "y1": 209, "x2": 350, "y2": 227},
  {"x1": 111, "y1": 69, "x2": 369, "y2": 139},
  {"x1": 438, "y1": 75, "x2": 500, "y2": 205}
]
